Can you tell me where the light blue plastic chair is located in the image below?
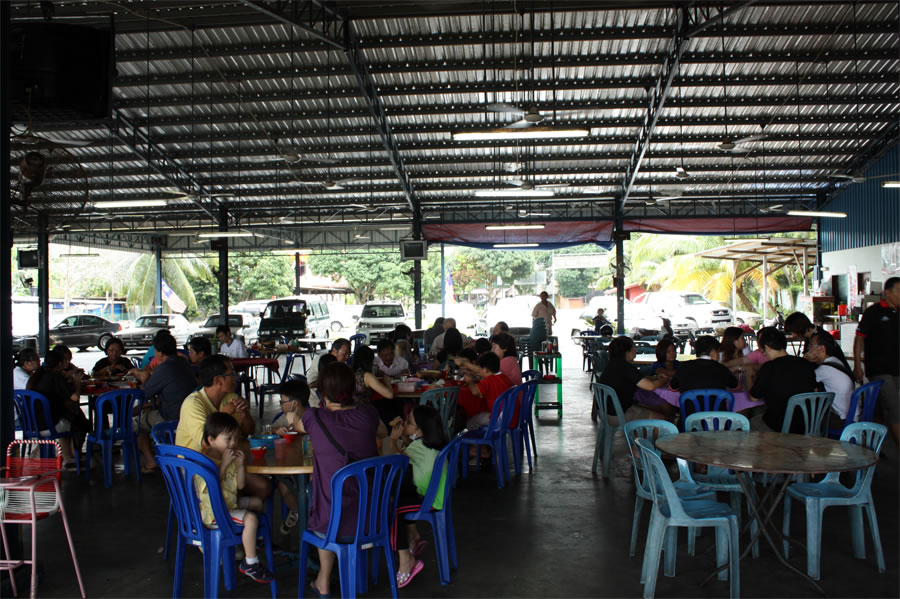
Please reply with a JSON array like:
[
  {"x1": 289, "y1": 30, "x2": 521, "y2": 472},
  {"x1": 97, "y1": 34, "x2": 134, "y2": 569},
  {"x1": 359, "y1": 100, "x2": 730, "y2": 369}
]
[
  {"x1": 636, "y1": 438, "x2": 741, "y2": 599},
  {"x1": 156, "y1": 444, "x2": 277, "y2": 599},
  {"x1": 782, "y1": 422, "x2": 887, "y2": 580},
  {"x1": 419, "y1": 386, "x2": 460, "y2": 440},
  {"x1": 591, "y1": 383, "x2": 626, "y2": 477},
  {"x1": 12, "y1": 389, "x2": 80, "y2": 474},
  {"x1": 459, "y1": 386, "x2": 518, "y2": 488},
  {"x1": 782, "y1": 392, "x2": 834, "y2": 436},
  {"x1": 827, "y1": 380, "x2": 884, "y2": 439},
  {"x1": 151, "y1": 420, "x2": 179, "y2": 561},
  {"x1": 623, "y1": 420, "x2": 715, "y2": 561},
  {"x1": 684, "y1": 411, "x2": 759, "y2": 557},
  {"x1": 85, "y1": 389, "x2": 145, "y2": 488},
  {"x1": 401, "y1": 435, "x2": 463, "y2": 585},
  {"x1": 678, "y1": 389, "x2": 735, "y2": 431},
  {"x1": 298, "y1": 454, "x2": 409, "y2": 598}
]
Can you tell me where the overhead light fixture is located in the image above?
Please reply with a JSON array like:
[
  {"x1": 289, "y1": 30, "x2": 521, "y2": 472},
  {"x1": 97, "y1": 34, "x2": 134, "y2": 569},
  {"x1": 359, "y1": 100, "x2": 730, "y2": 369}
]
[
  {"x1": 381, "y1": 226, "x2": 411, "y2": 231},
  {"x1": 452, "y1": 127, "x2": 590, "y2": 141},
  {"x1": 197, "y1": 231, "x2": 255, "y2": 238},
  {"x1": 882, "y1": 181, "x2": 900, "y2": 188},
  {"x1": 60, "y1": 252, "x2": 100, "y2": 258},
  {"x1": 272, "y1": 248, "x2": 314, "y2": 255},
  {"x1": 493, "y1": 243, "x2": 540, "y2": 248},
  {"x1": 484, "y1": 224, "x2": 545, "y2": 231},
  {"x1": 786, "y1": 210, "x2": 847, "y2": 218},
  {"x1": 93, "y1": 199, "x2": 168, "y2": 208},
  {"x1": 475, "y1": 189, "x2": 555, "y2": 198}
]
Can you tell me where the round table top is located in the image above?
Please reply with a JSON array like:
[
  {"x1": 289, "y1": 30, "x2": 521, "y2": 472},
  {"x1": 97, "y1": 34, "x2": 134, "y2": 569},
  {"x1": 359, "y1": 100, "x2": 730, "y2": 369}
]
[
  {"x1": 243, "y1": 438, "x2": 313, "y2": 475},
  {"x1": 655, "y1": 431, "x2": 877, "y2": 475}
]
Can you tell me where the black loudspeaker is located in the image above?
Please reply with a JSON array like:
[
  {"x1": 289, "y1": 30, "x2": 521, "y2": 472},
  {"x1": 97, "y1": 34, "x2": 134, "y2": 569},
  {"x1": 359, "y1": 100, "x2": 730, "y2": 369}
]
[
  {"x1": 8, "y1": 23, "x2": 113, "y2": 122},
  {"x1": 18, "y1": 249, "x2": 39, "y2": 269}
]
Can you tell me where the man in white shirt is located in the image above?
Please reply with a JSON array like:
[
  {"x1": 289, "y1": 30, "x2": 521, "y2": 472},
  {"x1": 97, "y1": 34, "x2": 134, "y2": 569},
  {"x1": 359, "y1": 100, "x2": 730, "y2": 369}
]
[
  {"x1": 805, "y1": 331, "x2": 856, "y2": 428},
  {"x1": 531, "y1": 291, "x2": 557, "y2": 335},
  {"x1": 306, "y1": 338, "x2": 351, "y2": 389},
  {"x1": 216, "y1": 324, "x2": 248, "y2": 359},
  {"x1": 14, "y1": 348, "x2": 40, "y2": 389},
  {"x1": 429, "y1": 318, "x2": 473, "y2": 358},
  {"x1": 374, "y1": 338, "x2": 410, "y2": 377}
]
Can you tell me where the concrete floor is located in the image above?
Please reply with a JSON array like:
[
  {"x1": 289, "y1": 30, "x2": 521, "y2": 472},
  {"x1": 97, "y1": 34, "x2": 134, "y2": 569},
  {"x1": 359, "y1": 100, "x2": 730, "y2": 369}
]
[{"x1": 8, "y1": 340, "x2": 899, "y2": 598}]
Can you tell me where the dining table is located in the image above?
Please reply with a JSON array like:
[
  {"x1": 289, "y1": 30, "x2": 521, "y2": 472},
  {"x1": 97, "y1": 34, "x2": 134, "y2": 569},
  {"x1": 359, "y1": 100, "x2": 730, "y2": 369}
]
[
  {"x1": 656, "y1": 430, "x2": 877, "y2": 595},
  {"x1": 244, "y1": 436, "x2": 314, "y2": 538},
  {"x1": 651, "y1": 386, "x2": 764, "y2": 413}
]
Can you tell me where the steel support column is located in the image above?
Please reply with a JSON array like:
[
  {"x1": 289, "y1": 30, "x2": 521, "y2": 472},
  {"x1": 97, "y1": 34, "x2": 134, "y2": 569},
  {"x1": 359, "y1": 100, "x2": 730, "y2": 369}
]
[
  {"x1": 2, "y1": 0, "x2": 16, "y2": 474},
  {"x1": 218, "y1": 206, "x2": 230, "y2": 322},
  {"x1": 440, "y1": 243, "x2": 446, "y2": 317},
  {"x1": 615, "y1": 235, "x2": 626, "y2": 336},
  {"x1": 762, "y1": 255, "x2": 769, "y2": 322},
  {"x1": 155, "y1": 245, "x2": 163, "y2": 315},
  {"x1": 37, "y1": 214, "x2": 50, "y2": 354},
  {"x1": 414, "y1": 260, "x2": 423, "y2": 330}
]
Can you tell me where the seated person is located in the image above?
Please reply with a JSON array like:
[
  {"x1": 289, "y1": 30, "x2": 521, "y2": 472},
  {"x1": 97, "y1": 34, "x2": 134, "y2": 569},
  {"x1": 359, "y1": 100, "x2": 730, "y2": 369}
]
[
  {"x1": 197, "y1": 412, "x2": 274, "y2": 583},
  {"x1": 394, "y1": 339, "x2": 417, "y2": 373},
  {"x1": 217, "y1": 324, "x2": 248, "y2": 359},
  {"x1": 188, "y1": 335, "x2": 213, "y2": 379},
  {"x1": 660, "y1": 318, "x2": 674, "y2": 339},
  {"x1": 473, "y1": 337, "x2": 492, "y2": 355},
  {"x1": 53, "y1": 344, "x2": 85, "y2": 387},
  {"x1": 137, "y1": 333, "x2": 197, "y2": 473},
  {"x1": 14, "y1": 348, "x2": 40, "y2": 390},
  {"x1": 270, "y1": 378, "x2": 311, "y2": 535},
  {"x1": 306, "y1": 338, "x2": 351, "y2": 389},
  {"x1": 391, "y1": 324, "x2": 420, "y2": 363},
  {"x1": 592, "y1": 309, "x2": 611, "y2": 334},
  {"x1": 131, "y1": 330, "x2": 176, "y2": 384},
  {"x1": 750, "y1": 327, "x2": 818, "y2": 433},
  {"x1": 805, "y1": 331, "x2": 856, "y2": 430},
  {"x1": 429, "y1": 318, "x2": 473, "y2": 358},
  {"x1": 432, "y1": 328, "x2": 463, "y2": 371},
  {"x1": 491, "y1": 321, "x2": 509, "y2": 340},
  {"x1": 649, "y1": 338, "x2": 679, "y2": 378},
  {"x1": 374, "y1": 338, "x2": 410, "y2": 378},
  {"x1": 596, "y1": 336, "x2": 675, "y2": 423},
  {"x1": 423, "y1": 317, "x2": 444, "y2": 347},
  {"x1": 671, "y1": 335, "x2": 738, "y2": 392},
  {"x1": 92, "y1": 337, "x2": 133, "y2": 377},
  {"x1": 460, "y1": 352, "x2": 512, "y2": 430},
  {"x1": 176, "y1": 355, "x2": 270, "y2": 501},
  {"x1": 491, "y1": 332, "x2": 522, "y2": 385}
]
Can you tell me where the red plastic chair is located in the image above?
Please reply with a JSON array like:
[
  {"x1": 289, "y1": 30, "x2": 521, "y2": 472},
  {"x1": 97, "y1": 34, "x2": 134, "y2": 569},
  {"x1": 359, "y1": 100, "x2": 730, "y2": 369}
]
[{"x1": 0, "y1": 440, "x2": 85, "y2": 598}]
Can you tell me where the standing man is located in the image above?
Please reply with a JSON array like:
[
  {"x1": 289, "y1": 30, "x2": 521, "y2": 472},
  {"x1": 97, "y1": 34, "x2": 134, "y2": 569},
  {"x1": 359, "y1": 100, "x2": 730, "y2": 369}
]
[
  {"x1": 853, "y1": 276, "x2": 900, "y2": 441},
  {"x1": 306, "y1": 338, "x2": 351, "y2": 389},
  {"x1": 532, "y1": 291, "x2": 557, "y2": 335}
]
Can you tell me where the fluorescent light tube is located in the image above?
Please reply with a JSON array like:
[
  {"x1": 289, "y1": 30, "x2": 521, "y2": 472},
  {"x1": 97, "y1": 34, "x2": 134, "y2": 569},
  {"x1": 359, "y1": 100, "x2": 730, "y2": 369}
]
[
  {"x1": 93, "y1": 199, "x2": 168, "y2": 208},
  {"x1": 881, "y1": 181, "x2": 900, "y2": 188},
  {"x1": 475, "y1": 190, "x2": 555, "y2": 198},
  {"x1": 484, "y1": 224, "x2": 545, "y2": 231},
  {"x1": 453, "y1": 127, "x2": 590, "y2": 141},
  {"x1": 197, "y1": 231, "x2": 255, "y2": 238},
  {"x1": 493, "y1": 243, "x2": 540, "y2": 248},
  {"x1": 786, "y1": 210, "x2": 847, "y2": 218}
]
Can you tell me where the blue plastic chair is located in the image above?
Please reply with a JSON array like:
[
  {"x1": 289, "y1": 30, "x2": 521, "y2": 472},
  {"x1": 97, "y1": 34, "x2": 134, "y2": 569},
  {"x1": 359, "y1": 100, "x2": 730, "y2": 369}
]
[
  {"x1": 459, "y1": 386, "x2": 518, "y2": 488},
  {"x1": 684, "y1": 411, "x2": 758, "y2": 557},
  {"x1": 522, "y1": 369, "x2": 541, "y2": 382},
  {"x1": 155, "y1": 444, "x2": 277, "y2": 599},
  {"x1": 401, "y1": 435, "x2": 463, "y2": 585},
  {"x1": 635, "y1": 437, "x2": 741, "y2": 599},
  {"x1": 827, "y1": 380, "x2": 884, "y2": 439},
  {"x1": 298, "y1": 454, "x2": 409, "y2": 599},
  {"x1": 85, "y1": 389, "x2": 145, "y2": 488},
  {"x1": 150, "y1": 420, "x2": 179, "y2": 561},
  {"x1": 623, "y1": 420, "x2": 715, "y2": 560},
  {"x1": 506, "y1": 380, "x2": 539, "y2": 474},
  {"x1": 255, "y1": 352, "x2": 296, "y2": 420},
  {"x1": 591, "y1": 383, "x2": 626, "y2": 477},
  {"x1": 418, "y1": 386, "x2": 460, "y2": 440},
  {"x1": 782, "y1": 392, "x2": 834, "y2": 436},
  {"x1": 349, "y1": 333, "x2": 367, "y2": 351},
  {"x1": 12, "y1": 389, "x2": 80, "y2": 474},
  {"x1": 678, "y1": 389, "x2": 735, "y2": 430},
  {"x1": 782, "y1": 422, "x2": 887, "y2": 580}
]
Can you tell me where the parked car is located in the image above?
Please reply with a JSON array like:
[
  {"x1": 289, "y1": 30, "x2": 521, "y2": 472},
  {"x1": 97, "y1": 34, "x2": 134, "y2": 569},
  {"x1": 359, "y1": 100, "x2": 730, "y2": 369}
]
[
  {"x1": 190, "y1": 313, "x2": 260, "y2": 345},
  {"x1": 47, "y1": 313, "x2": 122, "y2": 351},
  {"x1": 257, "y1": 296, "x2": 331, "y2": 343},
  {"x1": 424, "y1": 303, "x2": 479, "y2": 335},
  {"x1": 579, "y1": 296, "x2": 695, "y2": 336},
  {"x1": 639, "y1": 291, "x2": 734, "y2": 333},
  {"x1": 733, "y1": 310, "x2": 763, "y2": 329},
  {"x1": 355, "y1": 301, "x2": 408, "y2": 344},
  {"x1": 476, "y1": 295, "x2": 542, "y2": 336},
  {"x1": 327, "y1": 304, "x2": 363, "y2": 333},
  {"x1": 118, "y1": 313, "x2": 192, "y2": 352}
]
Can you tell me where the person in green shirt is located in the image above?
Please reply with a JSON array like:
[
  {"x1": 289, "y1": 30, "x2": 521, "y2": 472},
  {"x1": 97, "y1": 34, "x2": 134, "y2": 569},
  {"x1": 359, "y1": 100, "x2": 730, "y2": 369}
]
[{"x1": 387, "y1": 405, "x2": 447, "y2": 589}]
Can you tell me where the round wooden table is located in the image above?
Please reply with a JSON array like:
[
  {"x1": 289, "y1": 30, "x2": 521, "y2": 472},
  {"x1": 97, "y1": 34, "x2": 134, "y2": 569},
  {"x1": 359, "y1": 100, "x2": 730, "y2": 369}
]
[
  {"x1": 656, "y1": 431, "x2": 877, "y2": 595},
  {"x1": 245, "y1": 438, "x2": 314, "y2": 542}
]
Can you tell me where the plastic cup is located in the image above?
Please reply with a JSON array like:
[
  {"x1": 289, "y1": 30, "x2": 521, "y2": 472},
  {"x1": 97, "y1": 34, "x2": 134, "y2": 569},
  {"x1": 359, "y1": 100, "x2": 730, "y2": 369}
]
[{"x1": 274, "y1": 438, "x2": 287, "y2": 459}]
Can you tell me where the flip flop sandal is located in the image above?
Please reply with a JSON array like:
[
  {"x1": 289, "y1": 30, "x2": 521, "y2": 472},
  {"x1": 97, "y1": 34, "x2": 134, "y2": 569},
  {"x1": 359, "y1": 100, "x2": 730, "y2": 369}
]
[
  {"x1": 309, "y1": 581, "x2": 332, "y2": 598},
  {"x1": 396, "y1": 560, "x2": 424, "y2": 589},
  {"x1": 411, "y1": 539, "x2": 428, "y2": 559}
]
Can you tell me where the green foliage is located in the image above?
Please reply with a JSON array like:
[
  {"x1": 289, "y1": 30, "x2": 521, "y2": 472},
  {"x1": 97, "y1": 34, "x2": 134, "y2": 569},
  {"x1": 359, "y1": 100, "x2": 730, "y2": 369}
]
[
  {"x1": 126, "y1": 254, "x2": 211, "y2": 315},
  {"x1": 452, "y1": 248, "x2": 535, "y2": 302},
  {"x1": 308, "y1": 251, "x2": 412, "y2": 304},
  {"x1": 228, "y1": 255, "x2": 294, "y2": 304}
]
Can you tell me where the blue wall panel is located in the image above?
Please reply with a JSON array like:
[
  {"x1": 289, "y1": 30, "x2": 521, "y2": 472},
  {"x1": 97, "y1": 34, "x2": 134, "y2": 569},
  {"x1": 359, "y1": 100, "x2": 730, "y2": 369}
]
[{"x1": 820, "y1": 145, "x2": 900, "y2": 253}]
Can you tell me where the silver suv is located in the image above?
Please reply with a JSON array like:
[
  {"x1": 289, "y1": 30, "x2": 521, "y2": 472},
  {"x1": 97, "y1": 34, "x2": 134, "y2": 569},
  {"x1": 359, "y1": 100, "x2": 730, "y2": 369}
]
[
  {"x1": 641, "y1": 291, "x2": 733, "y2": 332},
  {"x1": 355, "y1": 301, "x2": 407, "y2": 344}
]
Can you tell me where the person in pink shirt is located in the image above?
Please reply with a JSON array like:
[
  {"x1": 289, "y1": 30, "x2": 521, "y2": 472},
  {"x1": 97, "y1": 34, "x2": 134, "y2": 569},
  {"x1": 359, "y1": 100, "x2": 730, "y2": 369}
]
[{"x1": 491, "y1": 332, "x2": 522, "y2": 386}]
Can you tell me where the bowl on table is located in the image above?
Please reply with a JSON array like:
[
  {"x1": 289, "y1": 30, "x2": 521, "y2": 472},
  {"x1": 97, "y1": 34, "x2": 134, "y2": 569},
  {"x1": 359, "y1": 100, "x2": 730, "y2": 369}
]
[
  {"x1": 249, "y1": 446, "x2": 267, "y2": 460},
  {"x1": 280, "y1": 431, "x2": 299, "y2": 443},
  {"x1": 250, "y1": 434, "x2": 280, "y2": 450}
]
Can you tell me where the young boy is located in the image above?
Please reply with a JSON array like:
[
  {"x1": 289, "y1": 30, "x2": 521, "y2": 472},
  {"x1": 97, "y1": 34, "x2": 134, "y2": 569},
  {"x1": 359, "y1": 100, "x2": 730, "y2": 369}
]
[
  {"x1": 461, "y1": 352, "x2": 512, "y2": 430},
  {"x1": 197, "y1": 412, "x2": 273, "y2": 583},
  {"x1": 271, "y1": 378, "x2": 311, "y2": 535}
]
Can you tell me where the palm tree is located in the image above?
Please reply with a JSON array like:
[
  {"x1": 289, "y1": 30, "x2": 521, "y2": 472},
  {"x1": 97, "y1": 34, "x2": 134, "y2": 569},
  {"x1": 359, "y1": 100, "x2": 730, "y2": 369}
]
[{"x1": 125, "y1": 253, "x2": 213, "y2": 314}]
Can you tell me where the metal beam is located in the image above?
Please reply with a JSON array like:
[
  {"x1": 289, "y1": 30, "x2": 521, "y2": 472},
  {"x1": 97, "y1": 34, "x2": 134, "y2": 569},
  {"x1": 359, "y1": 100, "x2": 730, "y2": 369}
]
[
  {"x1": 824, "y1": 121, "x2": 900, "y2": 205},
  {"x1": 684, "y1": 1, "x2": 758, "y2": 38},
  {"x1": 240, "y1": 0, "x2": 347, "y2": 49}
]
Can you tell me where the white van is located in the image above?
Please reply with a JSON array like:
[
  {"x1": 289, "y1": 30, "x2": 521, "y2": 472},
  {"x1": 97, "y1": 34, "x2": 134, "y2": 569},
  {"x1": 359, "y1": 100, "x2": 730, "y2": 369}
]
[{"x1": 257, "y1": 296, "x2": 331, "y2": 342}]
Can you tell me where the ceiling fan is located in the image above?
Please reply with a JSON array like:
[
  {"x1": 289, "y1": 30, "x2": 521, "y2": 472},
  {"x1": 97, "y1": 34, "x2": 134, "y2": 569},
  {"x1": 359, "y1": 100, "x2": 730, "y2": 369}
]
[
  {"x1": 483, "y1": 104, "x2": 549, "y2": 128},
  {"x1": 827, "y1": 172, "x2": 900, "y2": 184},
  {"x1": 161, "y1": 188, "x2": 231, "y2": 202},
  {"x1": 11, "y1": 129, "x2": 93, "y2": 149},
  {"x1": 717, "y1": 134, "x2": 767, "y2": 153},
  {"x1": 759, "y1": 204, "x2": 785, "y2": 214},
  {"x1": 273, "y1": 138, "x2": 339, "y2": 166},
  {"x1": 296, "y1": 177, "x2": 362, "y2": 190},
  {"x1": 644, "y1": 191, "x2": 682, "y2": 206},
  {"x1": 504, "y1": 178, "x2": 570, "y2": 191},
  {"x1": 674, "y1": 166, "x2": 690, "y2": 179}
]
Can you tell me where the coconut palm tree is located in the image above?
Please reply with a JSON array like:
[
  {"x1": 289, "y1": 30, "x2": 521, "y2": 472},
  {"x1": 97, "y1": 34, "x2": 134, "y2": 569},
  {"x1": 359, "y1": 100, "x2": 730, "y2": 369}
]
[{"x1": 125, "y1": 253, "x2": 213, "y2": 314}]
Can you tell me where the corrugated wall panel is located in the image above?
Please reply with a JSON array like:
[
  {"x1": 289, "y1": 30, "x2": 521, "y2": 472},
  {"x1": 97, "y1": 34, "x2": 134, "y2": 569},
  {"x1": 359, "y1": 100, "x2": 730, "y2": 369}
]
[{"x1": 820, "y1": 145, "x2": 900, "y2": 253}]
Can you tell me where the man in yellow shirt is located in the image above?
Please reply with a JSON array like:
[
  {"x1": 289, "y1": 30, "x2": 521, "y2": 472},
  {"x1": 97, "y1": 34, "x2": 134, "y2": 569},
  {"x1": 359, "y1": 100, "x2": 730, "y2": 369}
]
[{"x1": 175, "y1": 355, "x2": 270, "y2": 499}]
